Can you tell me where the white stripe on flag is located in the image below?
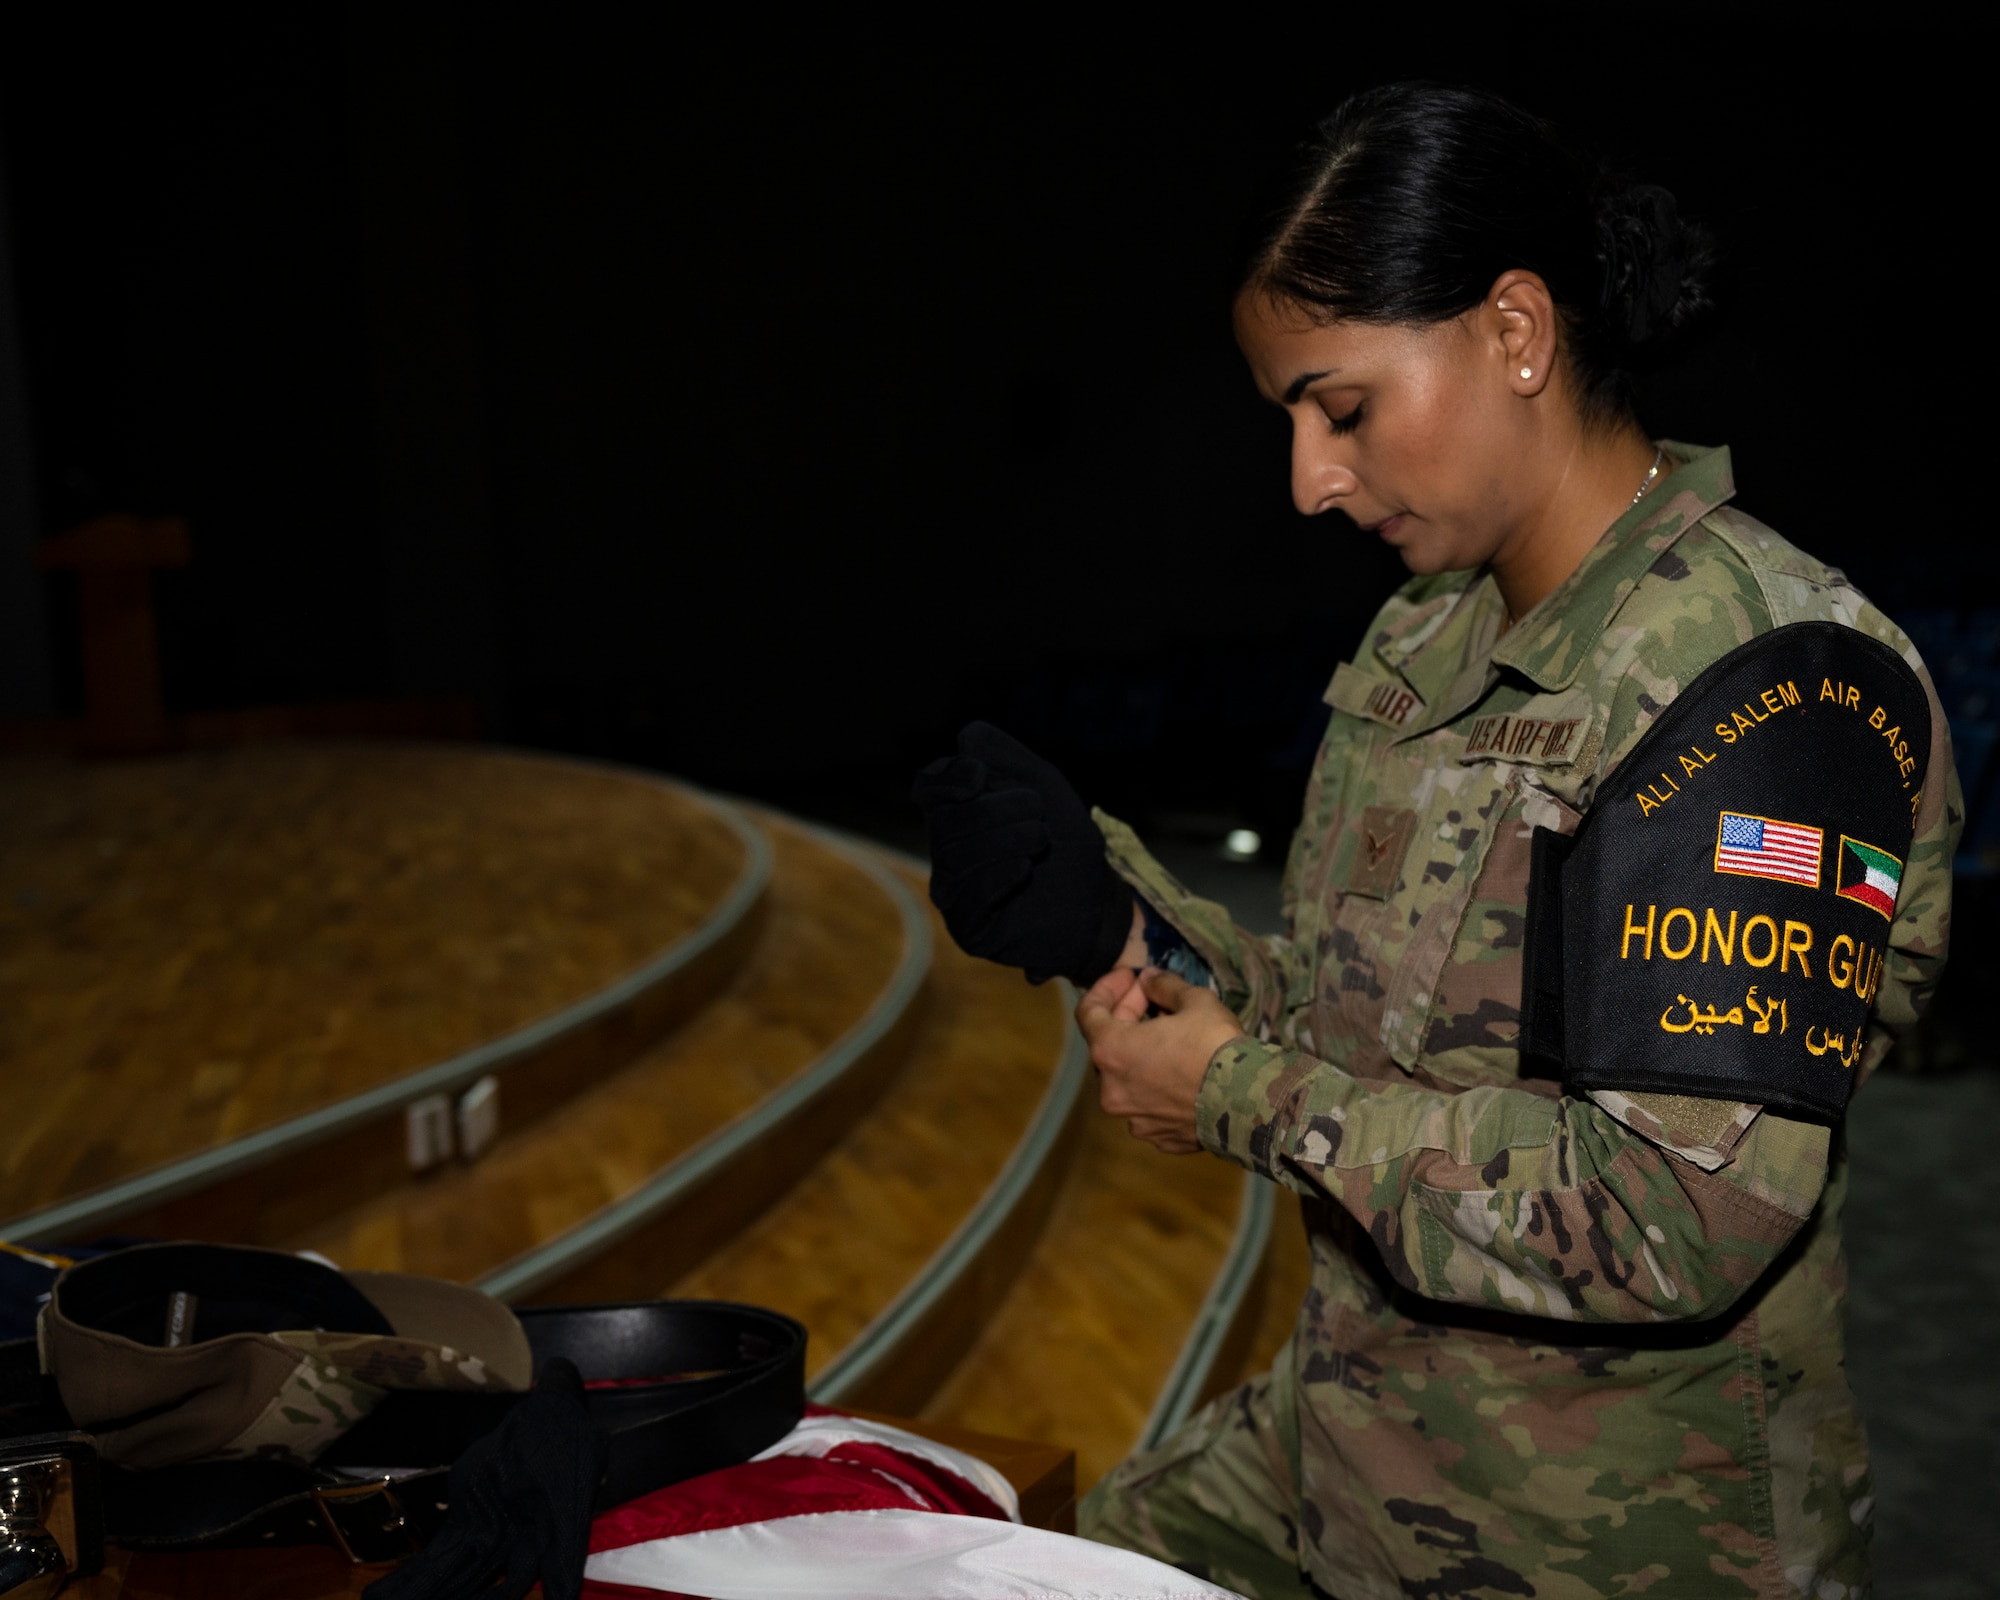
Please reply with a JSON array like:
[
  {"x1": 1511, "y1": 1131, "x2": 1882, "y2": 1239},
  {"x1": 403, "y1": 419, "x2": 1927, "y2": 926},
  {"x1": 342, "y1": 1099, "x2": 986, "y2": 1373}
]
[
  {"x1": 754, "y1": 1416, "x2": 1020, "y2": 1522},
  {"x1": 584, "y1": 1507, "x2": 1245, "y2": 1598},
  {"x1": 1717, "y1": 849, "x2": 1817, "y2": 864},
  {"x1": 1716, "y1": 850, "x2": 1819, "y2": 884}
]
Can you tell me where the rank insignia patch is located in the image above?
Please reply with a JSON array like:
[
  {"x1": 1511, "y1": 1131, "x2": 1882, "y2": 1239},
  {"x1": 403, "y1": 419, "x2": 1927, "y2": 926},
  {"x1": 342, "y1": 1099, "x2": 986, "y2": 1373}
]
[
  {"x1": 1518, "y1": 621, "x2": 1932, "y2": 1124},
  {"x1": 1836, "y1": 835, "x2": 1903, "y2": 921},
  {"x1": 1714, "y1": 811, "x2": 1823, "y2": 889}
]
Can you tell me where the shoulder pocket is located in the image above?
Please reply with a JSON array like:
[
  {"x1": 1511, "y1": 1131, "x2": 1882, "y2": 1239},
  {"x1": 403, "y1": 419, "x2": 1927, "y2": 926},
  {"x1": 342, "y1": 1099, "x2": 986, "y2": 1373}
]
[{"x1": 1377, "y1": 766, "x2": 1519, "y2": 1068}]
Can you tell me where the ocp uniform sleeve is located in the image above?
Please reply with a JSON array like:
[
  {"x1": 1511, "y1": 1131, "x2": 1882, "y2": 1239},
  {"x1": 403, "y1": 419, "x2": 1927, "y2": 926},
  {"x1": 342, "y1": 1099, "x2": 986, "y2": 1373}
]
[
  {"x1": 1091, "y1": 806, "x2": 1310, "y2": 1043},
  {"x1": 1189, "y1": 614, "x2": 1956, "y2": 1326},
  {"x1": 1848, "y1": 612, "x2": 1960, "y2": 1081},
  {"x1": 1084, "y1": 647, "x2": 1824, "y2": 1322},
  {"x1": 1099, "y1": 743, "x2": 1838, "y2": 1324},
  {"x1": 1092, "y1": 477, "x2": 1956, "y2": 1325},
  {"x1": 1195, "y1": 1034, "x2": 1829, "y2": 1323}
]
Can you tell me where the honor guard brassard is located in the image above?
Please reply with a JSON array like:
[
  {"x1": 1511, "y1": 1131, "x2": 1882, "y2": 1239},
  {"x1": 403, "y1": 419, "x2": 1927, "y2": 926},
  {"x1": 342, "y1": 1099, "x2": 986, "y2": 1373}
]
[{"x1": 1520, "y1": 621, "x2": 1930, "y2": 1124}]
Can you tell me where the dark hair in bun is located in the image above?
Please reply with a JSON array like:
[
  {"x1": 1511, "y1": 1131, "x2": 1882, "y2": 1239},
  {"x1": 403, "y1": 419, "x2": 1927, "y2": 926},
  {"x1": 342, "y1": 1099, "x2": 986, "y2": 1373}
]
[{"x1": 1242, "y1": 82, "x2": 1716, "y2": 429}]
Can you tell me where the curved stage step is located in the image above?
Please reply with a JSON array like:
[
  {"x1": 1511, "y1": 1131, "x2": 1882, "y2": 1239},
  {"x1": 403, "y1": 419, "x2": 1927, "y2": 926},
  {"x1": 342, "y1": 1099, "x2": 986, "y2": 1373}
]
[
  {"x1": 915, "y1": 1078, "x2": 1254, "y2": 1490},
  {"x1": 308, "y1": 814, "x2": 930, "y2": 1295},
  {"x1": 3, "y1": 748, "x2": 1312, "y2": 1517},
  {"x1": 0, "y1": 747, "x2": 770, "y2": 1246},
  {"x1": 672, "y1": 865, "x2": 1086, "y2": 1404}
]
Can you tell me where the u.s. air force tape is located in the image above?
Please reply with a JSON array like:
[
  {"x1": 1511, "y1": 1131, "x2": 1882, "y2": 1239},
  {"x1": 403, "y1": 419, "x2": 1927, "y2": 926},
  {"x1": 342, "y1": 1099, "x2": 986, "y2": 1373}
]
[{"x1": 1519, "y1": 621, "x2": 1930, "y2": 1123}]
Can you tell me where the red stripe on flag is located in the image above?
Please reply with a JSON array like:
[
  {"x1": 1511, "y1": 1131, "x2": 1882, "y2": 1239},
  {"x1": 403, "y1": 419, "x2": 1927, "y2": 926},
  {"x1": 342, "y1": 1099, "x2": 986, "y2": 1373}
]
[
  {"x1": 1839, "y1": 881, "x2": 1897, "y2": 918},
  {"x1": 1715, "y1": 851, "x2": 1820, "y2": 886},
  {"x1": 1720, "y1": 850, "x2": 1818, "y2": 865}
]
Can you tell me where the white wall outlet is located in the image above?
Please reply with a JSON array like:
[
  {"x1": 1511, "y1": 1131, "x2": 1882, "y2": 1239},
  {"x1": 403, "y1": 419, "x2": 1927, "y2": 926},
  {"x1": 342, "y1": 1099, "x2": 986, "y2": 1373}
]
[
  {"x1": 405, "y1": 1092, "x2": 455, "y2": 1171},
  {"x1": 455, "y1": 1075, "x2": 500, "y2": 1162}
]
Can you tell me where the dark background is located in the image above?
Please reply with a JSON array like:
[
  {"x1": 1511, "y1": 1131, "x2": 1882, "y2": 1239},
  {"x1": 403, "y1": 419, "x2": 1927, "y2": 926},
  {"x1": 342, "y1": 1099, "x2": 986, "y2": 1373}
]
[
  {"x1": 0, "y1": 14, "x2": 1988, "y2": 852},
  {"x1": 3, "y1": 23, "x2": 1996, "y2": 1590}
]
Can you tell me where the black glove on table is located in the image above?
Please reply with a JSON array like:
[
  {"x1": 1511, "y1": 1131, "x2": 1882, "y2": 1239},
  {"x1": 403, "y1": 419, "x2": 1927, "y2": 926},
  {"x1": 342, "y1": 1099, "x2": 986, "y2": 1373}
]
[
  {"x1": 364, "y1": 1357, "x2": 607, "y2": 1600},
  {"x1": 911, "y1": 721, "x2": 1133, "y2": 985}
]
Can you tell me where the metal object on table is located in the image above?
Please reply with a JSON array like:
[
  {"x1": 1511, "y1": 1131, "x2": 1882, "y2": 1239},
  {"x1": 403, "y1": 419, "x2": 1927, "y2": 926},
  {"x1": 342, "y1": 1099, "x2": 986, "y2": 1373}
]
[
  {"x1": 311, "y1": 1477, "x2": 424, "y2": 1565},
  {"x1": 0, "y1": 1460, "x2": 66, "y2": 1599},
  {"x1": 0, "y1": 1433, "x2": 102, "y2": 1596}
]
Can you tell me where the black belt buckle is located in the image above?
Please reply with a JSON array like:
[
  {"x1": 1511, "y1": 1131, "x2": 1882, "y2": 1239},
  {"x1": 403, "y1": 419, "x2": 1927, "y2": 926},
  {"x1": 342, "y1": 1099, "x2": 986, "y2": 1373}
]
[{"x1": 312, "y1": 1477, "x2": 422, "y2": 1565}]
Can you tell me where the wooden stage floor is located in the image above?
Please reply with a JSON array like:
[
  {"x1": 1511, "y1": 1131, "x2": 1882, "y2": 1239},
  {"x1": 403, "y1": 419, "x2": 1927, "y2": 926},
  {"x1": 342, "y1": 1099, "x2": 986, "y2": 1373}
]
[{"x1": 0, "y1": 745, "x2": 746, "y2": 1221}]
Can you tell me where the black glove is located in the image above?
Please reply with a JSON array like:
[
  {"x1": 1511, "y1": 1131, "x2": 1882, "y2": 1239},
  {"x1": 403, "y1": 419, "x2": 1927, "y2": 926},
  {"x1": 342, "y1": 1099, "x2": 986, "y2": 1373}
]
[
  {"x1": 364, "y1": 1357, "x2": 607, "y2": 1600},
  {"x1": 911, "y1": 721, "x2": 1133, "y2": 985}
]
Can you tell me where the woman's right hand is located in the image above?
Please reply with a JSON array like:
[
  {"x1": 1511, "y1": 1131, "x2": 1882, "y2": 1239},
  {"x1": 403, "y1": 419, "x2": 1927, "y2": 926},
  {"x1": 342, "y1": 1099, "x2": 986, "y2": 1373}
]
[
  {"x1": 1077, "y1": 967, "x2": 1244, "y2": 1154},
  {"x1": 911, "y1": 721, "x2": 1135, "y2": 986}
]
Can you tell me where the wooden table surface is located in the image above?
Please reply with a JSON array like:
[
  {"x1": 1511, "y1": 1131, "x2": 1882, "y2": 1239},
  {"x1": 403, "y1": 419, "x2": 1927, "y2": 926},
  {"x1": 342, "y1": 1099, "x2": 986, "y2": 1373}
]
[{"x1": 68, "y1": 1411, "x2": 1074, "y2": 1597}]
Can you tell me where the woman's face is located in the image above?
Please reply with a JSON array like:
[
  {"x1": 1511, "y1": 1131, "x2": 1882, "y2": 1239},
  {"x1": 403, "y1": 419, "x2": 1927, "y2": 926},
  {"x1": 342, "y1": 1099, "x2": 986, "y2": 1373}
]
[{"x1": 1232, "y1": 290, "x2": 1539, "y2": 576}]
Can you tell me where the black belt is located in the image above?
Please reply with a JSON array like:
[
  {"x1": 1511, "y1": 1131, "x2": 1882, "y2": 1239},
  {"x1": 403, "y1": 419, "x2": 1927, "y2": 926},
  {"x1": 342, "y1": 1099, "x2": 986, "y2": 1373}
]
[{"x1": 1, "y1": 1299, "x2": 804, "y2": 1565}]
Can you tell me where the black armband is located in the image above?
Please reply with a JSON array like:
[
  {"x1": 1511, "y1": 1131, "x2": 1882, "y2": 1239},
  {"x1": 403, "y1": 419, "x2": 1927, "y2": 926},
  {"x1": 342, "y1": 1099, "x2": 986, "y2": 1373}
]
[{"x1": 1520, "y1": 622, "x2": 1930, "y2": 1124}]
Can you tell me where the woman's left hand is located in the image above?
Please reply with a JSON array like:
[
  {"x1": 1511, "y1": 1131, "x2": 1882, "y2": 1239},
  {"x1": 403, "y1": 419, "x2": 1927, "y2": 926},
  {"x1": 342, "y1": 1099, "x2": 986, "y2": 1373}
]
[{"x1": 1076, "y1": 968, "x2": 1247, "y2": 1154}]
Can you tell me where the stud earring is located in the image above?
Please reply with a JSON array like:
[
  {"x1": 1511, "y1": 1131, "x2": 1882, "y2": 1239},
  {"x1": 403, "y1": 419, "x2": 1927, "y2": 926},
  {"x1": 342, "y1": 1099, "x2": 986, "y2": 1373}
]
[{"x1": 1520, "y1": 367, "x2": 1533, "y2": 379}]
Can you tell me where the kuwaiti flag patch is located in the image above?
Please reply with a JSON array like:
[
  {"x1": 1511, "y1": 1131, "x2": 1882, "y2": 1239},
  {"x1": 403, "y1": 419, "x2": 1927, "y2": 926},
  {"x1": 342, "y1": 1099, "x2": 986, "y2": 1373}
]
[
  {"x1": 1713, "y1": 811, "x2": 1824, "y2": 889},
  {"x1": 1836, "y1": 835, "x2": 1904, "y2": 921}
]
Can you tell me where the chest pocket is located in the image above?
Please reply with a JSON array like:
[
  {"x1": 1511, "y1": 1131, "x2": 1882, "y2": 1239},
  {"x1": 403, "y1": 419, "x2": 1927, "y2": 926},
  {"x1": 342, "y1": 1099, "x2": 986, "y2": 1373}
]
[
  {"x1": 1308, "y1": 668, "x2": 1589, "y2": 1071},
  {"x1": 1378, "y1": 691, "x2": 1595, "y2": 1071},
  {"x1": 1372, "y1": 762, "x2": 1519, "y2": 1069}
]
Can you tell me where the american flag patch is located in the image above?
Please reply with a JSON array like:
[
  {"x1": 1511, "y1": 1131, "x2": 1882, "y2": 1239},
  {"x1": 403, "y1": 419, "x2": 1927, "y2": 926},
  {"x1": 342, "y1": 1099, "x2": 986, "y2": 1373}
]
[{"x1": 1713, "y1": 811, "x2": 1824, "y2": 889}]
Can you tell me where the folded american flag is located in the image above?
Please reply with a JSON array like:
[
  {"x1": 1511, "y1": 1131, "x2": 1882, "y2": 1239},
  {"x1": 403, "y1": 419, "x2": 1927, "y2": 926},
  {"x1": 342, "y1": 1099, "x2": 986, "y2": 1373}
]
[{"x1": 582, "y1": 1409, "x2": 1237, "y2": 1599}]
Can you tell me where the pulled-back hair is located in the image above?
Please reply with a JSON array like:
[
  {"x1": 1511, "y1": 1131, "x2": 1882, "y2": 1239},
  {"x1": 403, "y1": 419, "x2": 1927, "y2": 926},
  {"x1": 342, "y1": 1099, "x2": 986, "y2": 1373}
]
[{"x1": 1242, "y1": 83, "x2": 1716, "y2": 429}]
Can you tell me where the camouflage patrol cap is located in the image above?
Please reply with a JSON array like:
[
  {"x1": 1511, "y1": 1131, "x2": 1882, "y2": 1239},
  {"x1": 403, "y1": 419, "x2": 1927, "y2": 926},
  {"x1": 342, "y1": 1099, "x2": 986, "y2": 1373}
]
[
  {"x1": 38, "y1": 1242, "x2": 531, "y2": 1471},
  {"x1": 1522, "y1": 620, "x2": 1931, "y2": 1122}
]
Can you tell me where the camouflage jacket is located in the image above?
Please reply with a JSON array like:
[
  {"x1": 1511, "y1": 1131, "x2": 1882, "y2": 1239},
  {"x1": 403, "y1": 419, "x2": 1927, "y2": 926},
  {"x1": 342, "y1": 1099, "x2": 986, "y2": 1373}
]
[{"x1": 1099, "y1": 444, "x2": 1959, "y2": 1600}]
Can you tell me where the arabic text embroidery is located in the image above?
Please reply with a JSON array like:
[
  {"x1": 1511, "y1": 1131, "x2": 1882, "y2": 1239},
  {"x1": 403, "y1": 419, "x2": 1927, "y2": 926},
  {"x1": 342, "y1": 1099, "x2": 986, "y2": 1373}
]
[
  {"x1": 1659, "y1": 986, "x2": 1789, "y2": 1037},
  {"x1": 1804, "y1": 1026, "x2": 1864, "y2": 1069}
]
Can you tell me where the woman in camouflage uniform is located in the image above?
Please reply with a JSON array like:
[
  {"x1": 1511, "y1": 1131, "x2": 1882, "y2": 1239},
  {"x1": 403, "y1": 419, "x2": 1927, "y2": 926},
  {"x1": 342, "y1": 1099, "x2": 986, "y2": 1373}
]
[{"x1": 915, "y1": 83, "x2": 1955, "y2": 1600}]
